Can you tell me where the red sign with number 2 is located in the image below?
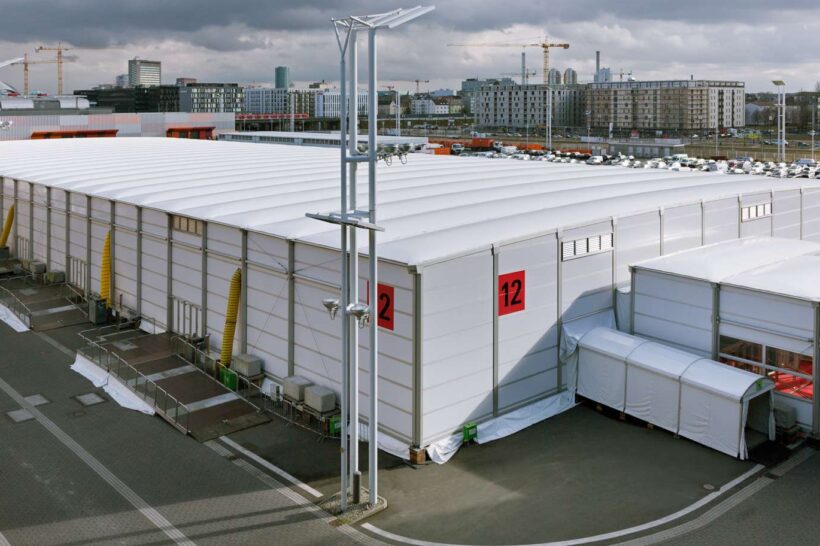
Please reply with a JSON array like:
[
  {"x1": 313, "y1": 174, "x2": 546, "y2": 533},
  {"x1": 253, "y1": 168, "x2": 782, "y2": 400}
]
[{"x1": 498, "y1": 270, "x2": 525, "y2": 316}]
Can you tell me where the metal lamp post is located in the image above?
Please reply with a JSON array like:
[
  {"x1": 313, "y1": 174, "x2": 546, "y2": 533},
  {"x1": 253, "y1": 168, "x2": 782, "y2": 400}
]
[
  {"x1": 307, "y1": 5, "x2": 434, "y2": 513},
  {"x1": 773, "y1": 80, "x2": 786, "y2": 163}
]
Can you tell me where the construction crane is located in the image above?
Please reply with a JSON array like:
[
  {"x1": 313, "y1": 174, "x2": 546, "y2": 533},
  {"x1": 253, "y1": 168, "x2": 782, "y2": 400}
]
[
  {"x1": 389, "y1": 79, "x2": 429, "y2": 94},
  {"x1": 502, "y1": 70, "x2": 536, "y2": 85},
  {"x1": 448, "y1": 36, "x2": 570, "y2": 85},
  {"x1": 35, "y1": 43, "x2": 71, "y2": 95},
  {"x1": 11, "y1": 53, "x2": 60, "y2": 95}
]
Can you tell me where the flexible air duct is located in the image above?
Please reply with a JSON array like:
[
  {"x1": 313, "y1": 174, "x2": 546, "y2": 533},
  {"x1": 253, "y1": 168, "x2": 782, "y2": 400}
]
[{"x1": 221, "y1": 268, "x2": 242, "y2": 366}]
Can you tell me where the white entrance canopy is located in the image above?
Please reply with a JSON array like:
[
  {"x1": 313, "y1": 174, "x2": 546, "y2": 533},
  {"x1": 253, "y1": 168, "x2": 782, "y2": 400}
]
[
  {"x1": 679, "y1": 359, "x2": 775, "y2": 458},
  {"x1": 577, "y1": 327, "x2": 775, "y2": 459}
]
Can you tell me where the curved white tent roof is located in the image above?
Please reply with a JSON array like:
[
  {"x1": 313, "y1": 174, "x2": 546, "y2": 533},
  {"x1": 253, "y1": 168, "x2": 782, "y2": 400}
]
[{"x1": 0, "y1": 137, "x2": 814, "y2": 267}]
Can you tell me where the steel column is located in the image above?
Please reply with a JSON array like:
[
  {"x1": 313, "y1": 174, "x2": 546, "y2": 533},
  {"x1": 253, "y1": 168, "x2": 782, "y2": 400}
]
[
  {"x1": 240, "y1": 229, "x2": 248, "y2": 354},
  {"x1": 367, "y1": 26, "x2": 379, "y2": 504},
  {"x1": 136, "y1": 207, "x2": 142, "y2": 317},
  {"x1": 348, "y1": 30, "x2": 361, "y2": 504},
  {"x1": 201, "y1": 222, "x2": 208, "y2": 338},
  {"x1": 288, "y1": 239, "x2": 295, "y2": 376}
]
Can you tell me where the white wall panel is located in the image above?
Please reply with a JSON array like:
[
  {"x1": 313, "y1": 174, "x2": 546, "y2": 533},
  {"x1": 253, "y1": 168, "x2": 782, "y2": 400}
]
[
  {"x1": 615, "y1": 211, "x2": 661, "y2": 284},
  {"x1": 171, "y1": 244, "x2": 202, "y2": 305},
  {"x1": 113, "y1": 229, "x2": 138, "y2": 311},
  {"x1": 141, "y1": 208, "x2": 166, "y2": 237},
  {"x1": 32, "y1": 203, "x2": 47, "y2": 263},
  {"x1": 115, "y1": 202, "x2": 137, "y2": 230},
  {"x1": 720, "y1": 286, "x2": 814, "y2": 346},
  {"x1": 247, "y1": 231, "x2": 289, "y2": 271},
  {"x1": 773, "y1": 190, "x2": 801, "y2": 239},
  {"x1": 294, "y1": 244, "x2": 340, "y2": 287},
  {"x1": 663, "y1": 204, "x2": 701, "y2": 254},
  {"x1": 740, "y1": 194, "x2": 772, "y2": 239},
  {"x1": 496, "y1": 234, "x2": 560, "y2": 411},
  {"x1": 141, "y1": 235, "x2": 168, "y2": 328},
  {"x1": 208, "y1": 223, "x2": 242, "y2": 258},
  {"x1": 90, "y1": 197, "x2": 109, "y2": 221},
  {"x1": 246, "y1": 264, "x2": 289, "y2": 379},
  {"x1": 802, "y1": 188, "x2": 820, "y2": 242},
  {"x1": 703, "y1": 197, "x2": 739, "y2": 244},
  {"x1": 68, "y1": 215, "x2": 86, "y2": 265},
  {"x1": 633, "y1": 270, "x2": 713, "y2": 354},
  {"x1": 50, "y1": 209, "x2": 66, "y2": 271},
  {"x1": 422, "y1": 251, "x2": 493, "y2": 444}
]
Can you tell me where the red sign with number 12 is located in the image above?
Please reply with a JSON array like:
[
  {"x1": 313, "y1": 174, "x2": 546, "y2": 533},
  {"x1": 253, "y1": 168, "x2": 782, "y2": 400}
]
[{"x1": 498, "y1": 270, "x2": 525, "y2": 316}]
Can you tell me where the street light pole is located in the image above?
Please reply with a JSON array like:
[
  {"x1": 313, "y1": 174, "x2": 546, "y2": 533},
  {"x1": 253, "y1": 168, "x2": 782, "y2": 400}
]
[{"x1": 773, "y1": 80, "x2": 786, "y2": 163}]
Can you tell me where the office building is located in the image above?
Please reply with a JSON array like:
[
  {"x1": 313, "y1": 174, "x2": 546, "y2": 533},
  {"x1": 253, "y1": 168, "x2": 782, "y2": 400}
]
[
  {"x1": 115, "y1": 74, "x2": 129, "y2": 88},
  {"x1": 178, "y1": 83, "x2": 243, "y2": 113},
  {"x1": 563, "y1": 68, "x2": 578, "y2": 85},
  {"x1": 315, "y1": 90, "x2": 368, "y2": 118},
  {"x1": 176, "y1": 77, "x2": 197, "y2": 87},
  {"x1": 548, "y1": 69, "x2": 562, "y2": 85},
  {"x1": 74, "y1": 86, "x2": 180, "y2": 113},
  {"x1": 128, "y1": 58, "x2": 161, "y2": 87},
  {"x1": 275, "y1": 66, "x2": 291, "y2": 89}
]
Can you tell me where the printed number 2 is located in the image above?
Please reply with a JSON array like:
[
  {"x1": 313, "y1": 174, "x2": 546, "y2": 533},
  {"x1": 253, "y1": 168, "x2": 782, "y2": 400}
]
[
  {"x1": 366, "y1": 282, "x2": 395, "y2": 330},
  {"x1": 498, "y1": 270, "x2": 525, "y2": 316}
]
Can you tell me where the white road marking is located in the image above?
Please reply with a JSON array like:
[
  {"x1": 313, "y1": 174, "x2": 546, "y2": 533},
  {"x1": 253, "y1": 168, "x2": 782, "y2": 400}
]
[
  {"x1": 0, "y1": 529, "x2": 11, "y2": 546},
  {"x1": 360, "y1": 463, "x2": 765, "y2": 546},
  {"x1": 219, "y1": 436, "x2": 323, "y2": 498},
  {"x1": 184, "y1": 392, "x2": 239, "y2": 412},
  {"x1": 204, "y1": 441, "x2": 384, "y2": 546},
  {"x1": 0, "y1": 376, "x2": 195, "y2": 546}
]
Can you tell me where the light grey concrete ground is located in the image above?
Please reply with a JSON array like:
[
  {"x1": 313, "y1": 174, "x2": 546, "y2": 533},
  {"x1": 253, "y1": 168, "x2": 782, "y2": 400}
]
[{"x1": 0, "y1": 323, "x2": 366, "y2": 546}]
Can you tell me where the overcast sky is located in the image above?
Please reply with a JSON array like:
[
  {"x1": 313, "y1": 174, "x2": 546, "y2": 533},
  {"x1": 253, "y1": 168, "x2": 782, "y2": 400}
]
[{"x1": 0, "y1": 0, "x2": 817, "y2": 95}]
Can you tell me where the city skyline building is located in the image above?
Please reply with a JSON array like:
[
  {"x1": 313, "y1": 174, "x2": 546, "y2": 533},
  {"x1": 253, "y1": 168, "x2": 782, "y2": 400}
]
[{"x1": 128, "y1": 58, "x2": 161, "y2": 87}]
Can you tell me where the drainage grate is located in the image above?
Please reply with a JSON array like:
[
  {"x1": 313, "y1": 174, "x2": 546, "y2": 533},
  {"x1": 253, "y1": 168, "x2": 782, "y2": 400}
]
[
  {"x1": 6, "y1": 408, "x2": 34, "y2": 423},
  {"x1": 23, "y1": 394, "x2": 50, "y2": 407},
  {"x1": 75, "y1": 393, "x2": 106, "y2": 407}
]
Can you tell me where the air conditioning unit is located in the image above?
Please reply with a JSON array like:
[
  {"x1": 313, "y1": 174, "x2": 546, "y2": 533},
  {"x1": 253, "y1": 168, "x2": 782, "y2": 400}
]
[{"x1": 283, "y1": 375, "x2": 312, "y2": 402}]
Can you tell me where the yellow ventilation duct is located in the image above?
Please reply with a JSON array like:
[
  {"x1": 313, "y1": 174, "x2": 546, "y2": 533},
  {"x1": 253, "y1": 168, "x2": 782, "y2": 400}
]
[
  {"x1": 100, "y1": 230, "x2": 113, "y2": 308},
  {"x1": 0, "y1": 204, "x2": 14, "y2": 247},
  {"x1": 221, "y1": 268, "x2": 242, "y2": 366}
]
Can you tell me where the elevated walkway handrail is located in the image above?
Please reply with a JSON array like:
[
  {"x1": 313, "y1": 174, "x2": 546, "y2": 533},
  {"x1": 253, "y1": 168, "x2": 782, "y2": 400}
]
[
  {"x1": 0, "y1": 281, "x2": 33, "y2": 328},
  {"x1": 171, "y1": 334, "x2": 273, "y2": 414},
  {"x1": 80, "y1": 340, "x2": 192, "y2": 434}
]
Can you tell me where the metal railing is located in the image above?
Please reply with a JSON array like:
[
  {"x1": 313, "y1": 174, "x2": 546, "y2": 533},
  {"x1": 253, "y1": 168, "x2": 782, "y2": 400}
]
[
  {"x1": 0, "y1": 281, "x2": 32, "y2": 328},
  {"x1": 14, "y1": 236, "x2": 31, "y2": 261},
  {"x1": 67, "y1": 256, "x2": 87, "y2": 296},
  {"x1": 171, "y1": 297, "x2": 203, "y2": 340},
  {"x1": 171, "y1": 335, "x2": 273, "y2": 414},
  {"x1": 80, "y1": 339, "x2": 192, "y2": 434}
]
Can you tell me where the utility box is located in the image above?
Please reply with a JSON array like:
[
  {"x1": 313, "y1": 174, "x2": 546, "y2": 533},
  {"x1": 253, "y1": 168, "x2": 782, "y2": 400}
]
[
  {"x1": 29, "y1": 261, "x2": 46, "y2": 274},
  {"x1": 0, "y1": 247, "x2": 9, "y2": 260},
  {"x1": 233, "y1": 354, "x2": 262, "y2": 378},
  {"x1": 88, "y1": 298, "x2": 108, "y2": 325},
  {"x1": 283, "y1": 375, "x2": 312, "y2": 402},
  {"x1": 304, "y1": 385, "x2": 336, "y2": 413},
  {"x1": 45, "y1": 271, "x2": 65, "y2": 284},
  {"x1": 462, "y1": 422, "x2": 478, "y2": 442}
]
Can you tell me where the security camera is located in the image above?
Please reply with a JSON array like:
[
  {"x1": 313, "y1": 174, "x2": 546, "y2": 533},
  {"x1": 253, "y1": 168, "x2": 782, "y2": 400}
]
[{"x1": 322, "y1": 298, "x2": 340, "y2": 319}]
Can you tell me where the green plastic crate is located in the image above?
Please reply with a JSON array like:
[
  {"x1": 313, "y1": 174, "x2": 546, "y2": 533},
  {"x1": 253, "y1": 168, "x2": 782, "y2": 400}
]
[
  {"x1": 220, "y1": 367, "x2": 238, "y2": 391},
  {"x1": 329, "y1": 414, "x2": 341, "y2": 436},
  {"x1": 463, "y1": 422, "x2": 477, "y2": 442}
]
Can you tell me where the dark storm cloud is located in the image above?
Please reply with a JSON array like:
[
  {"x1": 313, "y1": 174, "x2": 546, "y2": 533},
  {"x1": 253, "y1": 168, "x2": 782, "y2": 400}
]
[{"x1": 2, "y1": 0, "x2": 819, "y2": 50}]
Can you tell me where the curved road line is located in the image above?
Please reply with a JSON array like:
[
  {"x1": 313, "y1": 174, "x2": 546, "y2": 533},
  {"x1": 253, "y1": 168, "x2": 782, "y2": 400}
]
[{"x1": 360, "y1": 463, "x2": 764, "y2": 546}]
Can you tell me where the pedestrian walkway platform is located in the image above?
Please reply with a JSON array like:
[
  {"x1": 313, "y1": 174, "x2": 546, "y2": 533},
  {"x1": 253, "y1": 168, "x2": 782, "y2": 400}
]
[
  {"x1": 79, "y1": 330, "x2": 270, "y2": 442},
  {"x1": 0, "y1": 276, "x2": 87, "y2": 331}
]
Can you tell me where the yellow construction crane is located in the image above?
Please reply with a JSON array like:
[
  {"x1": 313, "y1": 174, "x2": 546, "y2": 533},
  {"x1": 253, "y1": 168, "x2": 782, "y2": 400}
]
[
  {"x1": 11, "y1": 53, "x2": 60, "y2": 95},
  {"x1": 448, "y1": 36, "x2": 570, "y2": 85},
  {"x1": 389, "y1": 79, "x2": 430, "y2": 94},
  {"x1": 35, "y1": 42, "x2": 71, "y2": 95}
]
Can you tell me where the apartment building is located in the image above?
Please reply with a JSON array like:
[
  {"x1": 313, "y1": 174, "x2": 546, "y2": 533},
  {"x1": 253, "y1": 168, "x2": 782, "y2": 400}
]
[
  {"x1": 474, "y1": 84, "x2": 586, "y2": 129},
  {"x1": 586, "y1": 80, "x2": 745, "y2": 131}
]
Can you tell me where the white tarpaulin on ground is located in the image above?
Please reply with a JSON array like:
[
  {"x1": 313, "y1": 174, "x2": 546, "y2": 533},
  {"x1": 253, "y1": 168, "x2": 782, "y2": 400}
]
[
  {"x1": 0, "y1": 303, "x2": 28, "y2": 332},
  {"x1": 679, "y1": 359, "x2": 774, "y2": 459},
  {"x1": 70, "y1": 353, "x2": 155, "y2": 415},
  {"x1": 426, "y1": 390, "x2": 577, "y2": 464}
]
